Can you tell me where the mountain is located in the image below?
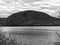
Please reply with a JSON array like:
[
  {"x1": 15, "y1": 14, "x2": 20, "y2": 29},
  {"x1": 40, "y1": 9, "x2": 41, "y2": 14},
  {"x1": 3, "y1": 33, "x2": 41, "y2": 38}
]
[{"x1": 3, "y1": 10, "x2": 60, "y2": 26}]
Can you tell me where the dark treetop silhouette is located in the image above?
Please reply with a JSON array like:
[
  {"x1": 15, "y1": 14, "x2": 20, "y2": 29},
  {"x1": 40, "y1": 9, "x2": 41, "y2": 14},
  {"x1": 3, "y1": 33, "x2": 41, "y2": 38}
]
[{"x1": 3, "y1": 10, "x2": 60, "y2": 26}]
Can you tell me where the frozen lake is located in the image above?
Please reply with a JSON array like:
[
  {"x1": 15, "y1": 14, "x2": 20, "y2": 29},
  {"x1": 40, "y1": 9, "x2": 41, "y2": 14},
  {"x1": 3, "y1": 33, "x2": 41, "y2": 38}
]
[{"x1": 1, "y1": 27, "x2": 60, "y2": 45}]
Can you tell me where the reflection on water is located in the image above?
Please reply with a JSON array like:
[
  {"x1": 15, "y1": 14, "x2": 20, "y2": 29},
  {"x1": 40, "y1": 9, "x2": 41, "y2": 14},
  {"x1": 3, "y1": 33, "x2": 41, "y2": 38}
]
[
  {"x1": 7, "y1": 29, "x2": 56, "y2": 45},
  {"x1": 2, "y1": 27, "x2": 60, "y2": 45}
]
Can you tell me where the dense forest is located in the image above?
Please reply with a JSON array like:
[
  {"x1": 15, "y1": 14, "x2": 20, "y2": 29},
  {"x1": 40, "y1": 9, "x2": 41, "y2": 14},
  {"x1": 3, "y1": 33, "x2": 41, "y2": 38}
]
[{"x1": 2, "y1": 10, "x2": 60, "y2": 26}]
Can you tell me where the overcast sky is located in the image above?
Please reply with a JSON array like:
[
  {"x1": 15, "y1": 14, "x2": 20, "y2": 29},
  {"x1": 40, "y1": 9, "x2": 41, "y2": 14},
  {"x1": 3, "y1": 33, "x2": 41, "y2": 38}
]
[{"x1": 0, "y1": 0, "x2": 60, "y2": 18}]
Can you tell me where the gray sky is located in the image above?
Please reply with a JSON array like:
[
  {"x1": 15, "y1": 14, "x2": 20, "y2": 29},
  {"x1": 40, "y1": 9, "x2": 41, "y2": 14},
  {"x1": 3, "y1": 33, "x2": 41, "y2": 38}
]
[{"x1": 0, "y1": 0, "x2": 60, "y2": 18}]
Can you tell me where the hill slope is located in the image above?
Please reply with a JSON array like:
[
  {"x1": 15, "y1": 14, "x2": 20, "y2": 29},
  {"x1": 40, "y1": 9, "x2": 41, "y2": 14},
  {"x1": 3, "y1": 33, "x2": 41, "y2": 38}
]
[{"x1": 3, "y1": 10, "x2": 60, "y2": 26}]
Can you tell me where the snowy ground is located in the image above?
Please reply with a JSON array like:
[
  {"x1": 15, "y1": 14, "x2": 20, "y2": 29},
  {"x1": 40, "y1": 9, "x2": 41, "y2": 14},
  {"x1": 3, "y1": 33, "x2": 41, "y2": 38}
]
[{"x1": 1, "y1": 27, "x2": 60, "y2": 45}]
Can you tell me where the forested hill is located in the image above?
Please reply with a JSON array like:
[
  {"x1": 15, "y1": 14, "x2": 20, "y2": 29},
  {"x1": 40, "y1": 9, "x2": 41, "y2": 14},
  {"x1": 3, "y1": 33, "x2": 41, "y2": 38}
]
[
  {"x1": 2, "y1": 10, "x2": 60, "y2": 26},
  {"x1": 0, "y1": 18, "x2": 6, "y2": 26}
]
